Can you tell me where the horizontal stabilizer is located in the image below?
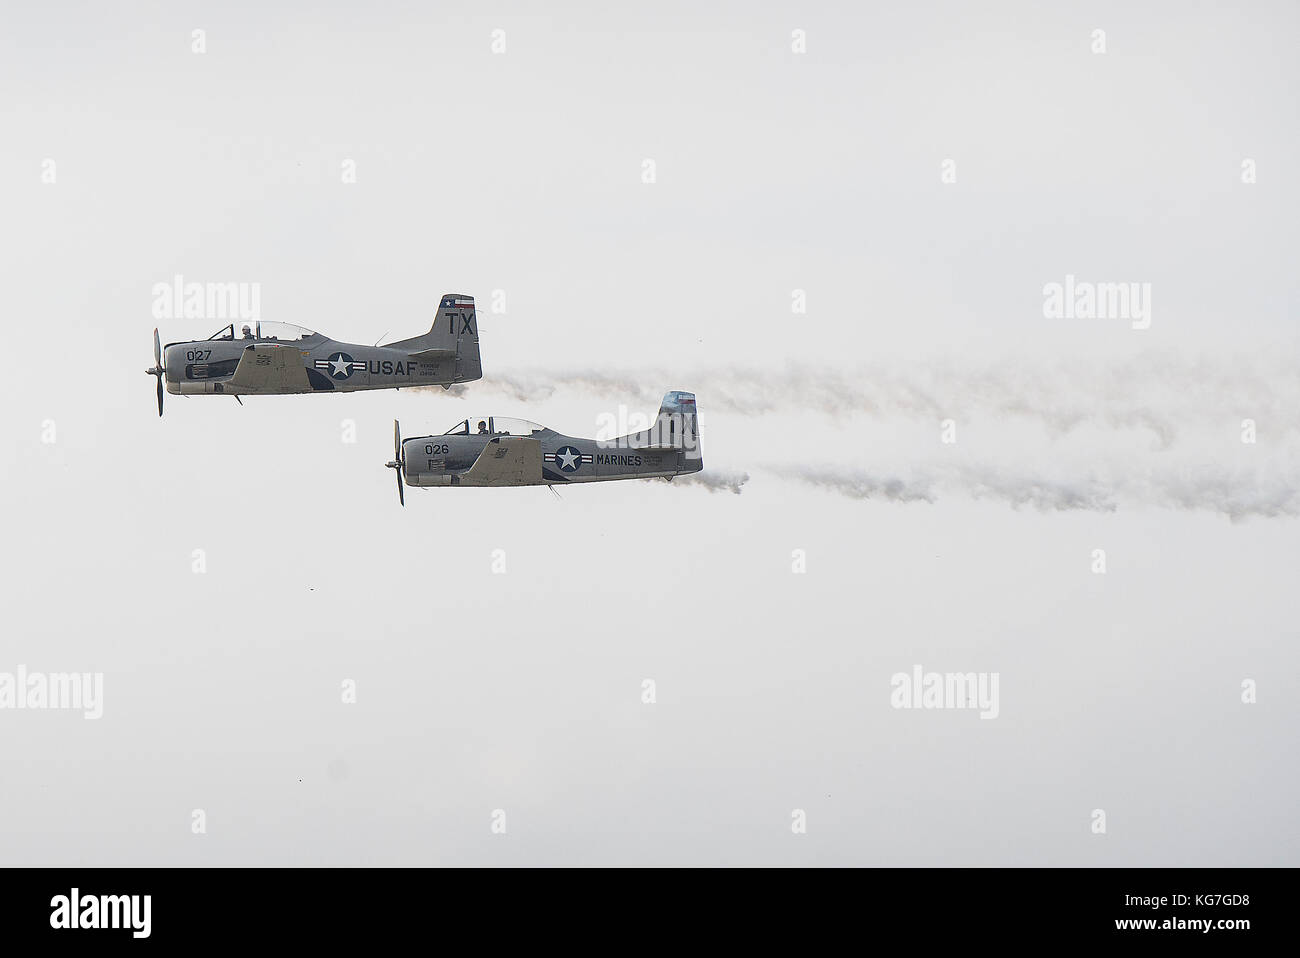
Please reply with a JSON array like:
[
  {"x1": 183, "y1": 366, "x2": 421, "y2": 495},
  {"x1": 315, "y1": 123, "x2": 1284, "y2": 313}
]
[{"x1": 406, "y1": 347, "x2": 457, "y2": 362}]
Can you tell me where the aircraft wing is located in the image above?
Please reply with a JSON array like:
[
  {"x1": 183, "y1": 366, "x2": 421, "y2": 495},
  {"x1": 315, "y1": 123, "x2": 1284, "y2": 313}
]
[
  {"x1": 459, "y1": 437, "x2": 543, "y2": 486},
  {"x1": 226, "y1": 344, "x2": 311, "y2": 392}
]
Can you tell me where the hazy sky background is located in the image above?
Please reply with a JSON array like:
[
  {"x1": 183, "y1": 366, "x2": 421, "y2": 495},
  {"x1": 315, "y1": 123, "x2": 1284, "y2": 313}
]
[{"x1": 1, "y1": 1, "x2": 1296, "y2": 865}]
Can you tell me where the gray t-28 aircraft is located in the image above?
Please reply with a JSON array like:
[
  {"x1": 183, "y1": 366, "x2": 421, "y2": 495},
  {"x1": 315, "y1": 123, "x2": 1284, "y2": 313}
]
[
  {"x1": 384, "y1": 391, "x2": 702, "y2": 504},
  {"x1": 145, "y1": 293, "x2": 482, "y2": 415}
]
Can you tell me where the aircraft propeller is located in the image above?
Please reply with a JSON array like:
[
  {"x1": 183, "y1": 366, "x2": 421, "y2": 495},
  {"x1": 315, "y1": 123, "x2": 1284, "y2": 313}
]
[
  {"x1": 145, "y1": 328, "x2": 165, "y2": 416},
  {"x1": 385, "y1": 419, "x2": 405, "y2": 506}
]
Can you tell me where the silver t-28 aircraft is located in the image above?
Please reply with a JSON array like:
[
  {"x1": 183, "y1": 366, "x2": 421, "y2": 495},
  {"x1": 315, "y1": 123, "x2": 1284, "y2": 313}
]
[
  {"x1": 145, "y1": 293, "x2": 483, "y2": 415},
  {"x1": 384, "y1": 391, "x2": 702, "y2": 504}
]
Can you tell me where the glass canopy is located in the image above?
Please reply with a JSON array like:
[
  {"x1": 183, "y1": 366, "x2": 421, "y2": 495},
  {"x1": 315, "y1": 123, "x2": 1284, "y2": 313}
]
[
  {"x1": 443, "y1": 417, "x2": 545, "y2": 437},
  {"x1": 206, "y1": 321, "x2": 318, "y2": 342}
]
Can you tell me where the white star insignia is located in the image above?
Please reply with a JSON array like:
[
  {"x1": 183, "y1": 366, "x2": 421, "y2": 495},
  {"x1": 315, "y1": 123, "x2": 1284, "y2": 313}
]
[
  {"x1": 557, "y1": 449, "x2": 578, "y2": 470},
  {"x1": 329, "y1": 355, "x2": 349, "y2": 376}
]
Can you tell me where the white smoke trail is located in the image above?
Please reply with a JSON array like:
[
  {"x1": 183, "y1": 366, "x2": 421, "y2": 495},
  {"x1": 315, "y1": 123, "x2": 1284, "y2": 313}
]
[
  {"x1": 765, "y1": 463, "x2": 1300, "y2": 521},
  {"x1": 674, "y1": 469, "x2": 749, "y2": 495},
  {"x1": 421, "y1": 353, "x2": 1299, "y2": 518},
  {"x1": 461, "y1": 354, "x2": 1300, "y2": 447}
]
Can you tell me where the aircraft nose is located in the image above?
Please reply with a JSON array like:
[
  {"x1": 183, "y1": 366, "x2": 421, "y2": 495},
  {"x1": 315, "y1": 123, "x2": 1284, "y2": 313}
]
[{"x1": 161, "y1": 345, "x2": 182, "y2": 379}]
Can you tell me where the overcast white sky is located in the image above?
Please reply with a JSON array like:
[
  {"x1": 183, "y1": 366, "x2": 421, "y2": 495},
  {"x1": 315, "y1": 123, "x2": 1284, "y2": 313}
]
[{"x1": 1, "y1": 1, "x2": 1296, "y2": 865}]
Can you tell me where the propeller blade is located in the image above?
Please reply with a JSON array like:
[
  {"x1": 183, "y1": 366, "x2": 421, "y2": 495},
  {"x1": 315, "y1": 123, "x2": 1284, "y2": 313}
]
[
  {"x1": 385, "y1": 421, "x2": 406, "y2": 504},
  {"x1": 149, "y1": 330, "x2": 166, "y2": 416}
]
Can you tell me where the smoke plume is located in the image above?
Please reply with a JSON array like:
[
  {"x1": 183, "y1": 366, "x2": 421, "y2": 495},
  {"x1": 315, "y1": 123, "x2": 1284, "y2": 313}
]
[
  {"x1": 468, "y1": 354, "x2": 1300, "y2": 447},
  {"x1": 674, "y1": 469, "x2": 750, "y2": 495},
  {"x1": 765, "y1": 463, "x2": 1299, "y2": 521}
]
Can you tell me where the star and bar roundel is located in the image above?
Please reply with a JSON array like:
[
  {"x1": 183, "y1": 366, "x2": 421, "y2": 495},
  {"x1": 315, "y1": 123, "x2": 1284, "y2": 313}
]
[
  {"x1": 314, "y1": 352, "x2": 365, "y2": 380},
  {"x1": 544, "y1": 445, "x2": 593, "y2": 472}
]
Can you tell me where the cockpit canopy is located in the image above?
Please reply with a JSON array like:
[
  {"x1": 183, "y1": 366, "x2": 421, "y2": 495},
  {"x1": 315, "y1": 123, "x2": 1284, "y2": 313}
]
[
  {"x1": 443, "y1": 416, "x2": 545, "y2": 437},
  {"x1": 207, "y1": 321, "x2": 318, "y2": 342}
]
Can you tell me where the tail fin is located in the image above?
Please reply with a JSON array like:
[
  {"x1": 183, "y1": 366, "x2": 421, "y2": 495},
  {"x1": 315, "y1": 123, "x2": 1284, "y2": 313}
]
[
  {"x1": 390, "y1": 293, "x2": 483, "y2": 383},
  {"x1": 617, "y1": 390, "x2": 701, "y2": 469}
]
